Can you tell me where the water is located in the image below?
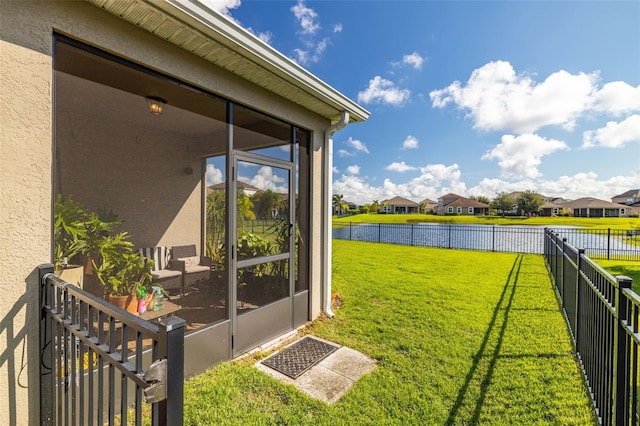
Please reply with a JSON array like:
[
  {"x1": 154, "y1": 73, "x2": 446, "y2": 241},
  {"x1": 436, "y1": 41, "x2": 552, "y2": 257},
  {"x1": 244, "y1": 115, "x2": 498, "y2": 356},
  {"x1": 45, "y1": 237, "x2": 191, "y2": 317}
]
[{"x1": 333, "y1": 223, "x2": 639, "y2": 258}]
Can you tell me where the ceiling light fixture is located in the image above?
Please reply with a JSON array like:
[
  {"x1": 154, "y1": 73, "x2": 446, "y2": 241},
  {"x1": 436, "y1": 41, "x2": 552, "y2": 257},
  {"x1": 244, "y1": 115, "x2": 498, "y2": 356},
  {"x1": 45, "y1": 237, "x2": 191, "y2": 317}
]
[{"x1": 146, "y1": 96, "x2": 167, "y2": 115}]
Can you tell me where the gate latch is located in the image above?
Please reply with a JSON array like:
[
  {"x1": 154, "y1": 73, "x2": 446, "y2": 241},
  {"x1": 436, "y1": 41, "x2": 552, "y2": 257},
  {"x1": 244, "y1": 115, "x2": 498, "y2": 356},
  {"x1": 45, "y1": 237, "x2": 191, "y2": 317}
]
[{"x1": 143, "y1": 358, "x2": 167, "y2": 403}]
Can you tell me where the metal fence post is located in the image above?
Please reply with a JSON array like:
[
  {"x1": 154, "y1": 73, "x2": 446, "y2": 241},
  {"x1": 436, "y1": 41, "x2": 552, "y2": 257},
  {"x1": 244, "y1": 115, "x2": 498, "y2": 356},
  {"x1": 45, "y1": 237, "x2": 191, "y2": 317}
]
[
  {"x1": 158, "y1": 316, "x2": 186, "y2": 426},
  {"x1": 411, "y1": 224, "x2": 414, "y2": 246},
  {"x1": 607, "y1": 228, "x2": 611, "y2": 260},
  {"x1": 349, "y1": 222, "x2": 352, "y2": 241},
  {"x1": 492, "y1": 226, "x2": 495, "y2": 252},
  {"x1": 575, "y1": 249, "x2": 584, "y2": 349},
  {"x1": 614, "y1": 275, "x2": 633, "y2": 425},
  {"x1": 560, "y1": 238, "x2": 568, "y2": 303},
  {"x1": 39, "y1": 264, "x2": 55, "y2": 426}
]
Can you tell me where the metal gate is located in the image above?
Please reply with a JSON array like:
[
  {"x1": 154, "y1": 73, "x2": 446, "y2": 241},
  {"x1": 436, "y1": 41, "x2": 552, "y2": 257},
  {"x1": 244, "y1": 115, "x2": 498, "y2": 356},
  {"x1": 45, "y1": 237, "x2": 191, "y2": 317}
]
[{"x1": 39, "y1": 264, "x2": 185, "y2": 425}]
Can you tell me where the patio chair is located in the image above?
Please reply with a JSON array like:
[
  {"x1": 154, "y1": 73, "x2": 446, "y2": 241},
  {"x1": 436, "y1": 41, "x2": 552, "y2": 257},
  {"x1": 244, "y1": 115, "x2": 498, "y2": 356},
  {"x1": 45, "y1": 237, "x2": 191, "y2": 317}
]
[
  {"x1": 170, "y1": 244, "x2": 212, "y2": 292},
  {"x1": 138, "y1": 246, "x2": 184, "y2": 297}
]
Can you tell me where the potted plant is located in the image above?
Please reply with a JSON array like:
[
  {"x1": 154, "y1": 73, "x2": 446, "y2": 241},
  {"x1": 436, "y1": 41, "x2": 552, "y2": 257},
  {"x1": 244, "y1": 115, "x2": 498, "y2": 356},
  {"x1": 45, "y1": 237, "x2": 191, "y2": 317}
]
[
  {"x1": 92, "y1": 232, "x2": 154, "y2": 314},
  {"x1": 53, "y1": 195, "x2": 123, "y2": 289},
  {"x1": 53, "y1": 195, "x2": 90, "y2": 287}
]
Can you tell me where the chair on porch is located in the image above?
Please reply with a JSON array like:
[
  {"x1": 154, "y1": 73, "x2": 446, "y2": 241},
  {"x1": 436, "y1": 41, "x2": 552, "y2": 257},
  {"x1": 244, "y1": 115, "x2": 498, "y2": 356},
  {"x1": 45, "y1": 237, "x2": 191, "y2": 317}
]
[
  {"x1": 137, "y1": 246, "x2": 184, "y2": 298},
  {"x1": 170, "y1": 244, "x2": 212, "y2": 293}
]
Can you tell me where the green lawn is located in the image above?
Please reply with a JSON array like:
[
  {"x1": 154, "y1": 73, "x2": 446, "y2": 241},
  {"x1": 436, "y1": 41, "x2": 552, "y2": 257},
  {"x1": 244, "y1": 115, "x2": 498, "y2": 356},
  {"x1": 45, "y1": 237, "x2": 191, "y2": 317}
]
[
  {"x1": 183, "y1": 241, "x2": 596, "y2": 425},
  {"x1": 336, "y1": 212, "x2": 640, "y2": 230}
]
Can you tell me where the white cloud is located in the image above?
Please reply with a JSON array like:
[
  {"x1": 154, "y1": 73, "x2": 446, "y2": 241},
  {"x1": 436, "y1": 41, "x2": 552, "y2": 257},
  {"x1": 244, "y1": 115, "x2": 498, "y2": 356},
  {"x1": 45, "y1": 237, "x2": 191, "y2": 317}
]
[
  {"x1": 482, "y1": 134, "x2": 569, "y2": 179},
  {"x1": 293, "y1": 37, "x2": 330, "y2": 66},
  {"x1": 333, "y1": 23, "x2": 343, "y2": 33},
  {"x1": 345, "y1": 137, "x2": 370, "y2": 154},
  {"x1": 333, "y1": 163, "x2": 466, "y2": 205},
  {"x1": 332, "y1": 166, "x2": 339, "y2": 174},
  {"x1": 200, "y1": 0, "x2": 241, "y2": 15},
  {"x1": 337, "y1": 149, "x2": 354, "y2": 157},
  {"x1": 402, "y1": 135, "x2": 419, "y2": 149},
  {"x1": 403, "y1": 52, "x2": 424, "y2": 70},
  {"x1": 206, "y1": 163, "x2": 223, "y2": 186},
  {"x1": 386, "y1": 161, "x2": 417, "y2": 172},
  {"x1": 255, "y1": 31, "x2": 272, "y2": 44},
  {"x1": 291, "y1": 0, "x2": 320, "y2": 35},
  {"x1": 241, "y1": 166, "x2": 287, "y2": 192},
  {"x1": 583, "y1": 115, "x2": 640, "y2": 148},
  {"x1": 334, "y1": 160, "x2": 638, "y2": 206},
  {"x1": 469, "y1": 171, "x2": 640, "y2": 202},
  {"x1": 430, "y1": 60, "x2": 598, "y2": 133},
  {"x1": 594, "y1": 81, "x2": 640, "y2": 115},
  {"x1": 541, "y1": 172, "x2": 640, "y2": 201},
  {"x1": 357, "y1": 76, "x2": 411, "y2": 106},
  {"x1": 346, "y1": 165, "x2": 360, "y2": 175}
]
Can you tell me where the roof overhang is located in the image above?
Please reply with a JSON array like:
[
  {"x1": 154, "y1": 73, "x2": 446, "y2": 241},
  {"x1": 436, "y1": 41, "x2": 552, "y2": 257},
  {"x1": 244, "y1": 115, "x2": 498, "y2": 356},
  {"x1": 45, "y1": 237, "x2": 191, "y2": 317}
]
[{"x1": 84, "y1": 0, "x2": 370, "y2": 125}]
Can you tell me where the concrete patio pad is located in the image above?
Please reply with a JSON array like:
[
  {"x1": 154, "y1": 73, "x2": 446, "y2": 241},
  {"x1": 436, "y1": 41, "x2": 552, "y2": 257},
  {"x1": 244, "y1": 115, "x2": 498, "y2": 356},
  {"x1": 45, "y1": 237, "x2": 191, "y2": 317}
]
[{"x1": 255, "y1": 336, "x2": 376, "y2": 404}]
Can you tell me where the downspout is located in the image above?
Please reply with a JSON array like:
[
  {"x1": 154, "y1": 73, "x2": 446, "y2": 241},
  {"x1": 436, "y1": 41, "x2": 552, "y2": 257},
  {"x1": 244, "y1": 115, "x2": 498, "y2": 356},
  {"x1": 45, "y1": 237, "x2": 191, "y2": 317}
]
[{"x1": 320, "y1": 110, "x2": 349, "y2": 318}]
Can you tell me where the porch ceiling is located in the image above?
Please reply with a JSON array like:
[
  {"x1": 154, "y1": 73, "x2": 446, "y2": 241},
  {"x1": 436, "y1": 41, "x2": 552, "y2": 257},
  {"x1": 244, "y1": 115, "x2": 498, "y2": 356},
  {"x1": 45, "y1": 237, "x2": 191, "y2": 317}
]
[{"x1": 84, "y1": 0, "x2": 369, "y2": 125}]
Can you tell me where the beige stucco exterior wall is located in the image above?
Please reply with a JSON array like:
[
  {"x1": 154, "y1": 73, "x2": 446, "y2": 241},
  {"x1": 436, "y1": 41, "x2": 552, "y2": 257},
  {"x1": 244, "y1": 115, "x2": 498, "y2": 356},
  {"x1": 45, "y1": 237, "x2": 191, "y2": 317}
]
[{"x1": 1, "y1": 1, "x2": 330, "y2": 423}]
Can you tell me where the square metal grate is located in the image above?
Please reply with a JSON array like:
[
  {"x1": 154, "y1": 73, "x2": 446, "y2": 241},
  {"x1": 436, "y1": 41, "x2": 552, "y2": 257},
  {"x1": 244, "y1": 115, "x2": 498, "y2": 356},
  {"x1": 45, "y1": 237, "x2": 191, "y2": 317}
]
[{"x1": 261, "y1": 337, "x2": 339, "y2": 379}]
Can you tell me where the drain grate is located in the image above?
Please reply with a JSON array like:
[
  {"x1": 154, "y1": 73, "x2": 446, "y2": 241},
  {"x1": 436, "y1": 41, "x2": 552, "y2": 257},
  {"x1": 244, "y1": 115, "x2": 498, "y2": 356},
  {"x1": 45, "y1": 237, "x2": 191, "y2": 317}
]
[{"x1": 261, "y1": 337, "x2": 339, "y2": 379}]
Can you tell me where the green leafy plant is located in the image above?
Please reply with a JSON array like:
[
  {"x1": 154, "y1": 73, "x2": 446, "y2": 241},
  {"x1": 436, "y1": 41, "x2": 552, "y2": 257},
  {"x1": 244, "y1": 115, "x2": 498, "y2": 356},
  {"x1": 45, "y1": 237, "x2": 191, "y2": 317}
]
[
  {"x1": 53, "y1": 195, "x2": 123, "y2": 271},
  {"x1": 92, "y1": 234, "x2": 153, "y2": 297},
  {"x1": 53, "y1": 195, "x2": 90, "y2": 270}
]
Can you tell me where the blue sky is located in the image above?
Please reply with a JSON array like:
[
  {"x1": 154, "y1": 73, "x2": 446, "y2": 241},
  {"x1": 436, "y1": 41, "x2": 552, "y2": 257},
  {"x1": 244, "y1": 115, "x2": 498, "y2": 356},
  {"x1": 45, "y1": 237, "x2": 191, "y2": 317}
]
[{"x1": 204, "y1": 0, "x2": 640, "y2": 205}]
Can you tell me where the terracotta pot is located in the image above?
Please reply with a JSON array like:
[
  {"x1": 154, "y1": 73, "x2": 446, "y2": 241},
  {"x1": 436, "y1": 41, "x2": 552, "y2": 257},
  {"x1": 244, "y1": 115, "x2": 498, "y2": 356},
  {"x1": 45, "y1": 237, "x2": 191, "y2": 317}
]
[{"x1": 108, "y1": 294, "x2": 138, "y2": 315}]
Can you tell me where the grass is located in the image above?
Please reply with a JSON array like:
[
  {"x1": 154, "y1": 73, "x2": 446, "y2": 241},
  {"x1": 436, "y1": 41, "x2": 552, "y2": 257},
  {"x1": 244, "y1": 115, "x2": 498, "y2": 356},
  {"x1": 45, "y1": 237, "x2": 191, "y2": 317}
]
[
  {"x1": 595, "y1": 259, "x2": 640, "y2": 294},
  {"x1": 335, "y1": 213, "x2": 640, "y2": 230},
  {"x1": 182, "y1": 241, "x2": 596, "y2": 425}
]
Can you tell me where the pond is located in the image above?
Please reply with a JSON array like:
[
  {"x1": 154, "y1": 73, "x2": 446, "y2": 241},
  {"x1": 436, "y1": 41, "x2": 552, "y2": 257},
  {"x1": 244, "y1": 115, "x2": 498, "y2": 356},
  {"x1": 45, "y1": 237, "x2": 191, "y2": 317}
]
[{"x1": 332, "y1": 223, "x2": 639, "y2": 259}]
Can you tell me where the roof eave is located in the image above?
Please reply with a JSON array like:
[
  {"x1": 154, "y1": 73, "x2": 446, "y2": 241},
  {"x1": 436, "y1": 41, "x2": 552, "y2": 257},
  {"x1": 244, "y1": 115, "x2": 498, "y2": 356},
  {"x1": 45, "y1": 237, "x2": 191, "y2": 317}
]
[{"x1": 85, "y1": 0, "x2": 370, "y2": 124}]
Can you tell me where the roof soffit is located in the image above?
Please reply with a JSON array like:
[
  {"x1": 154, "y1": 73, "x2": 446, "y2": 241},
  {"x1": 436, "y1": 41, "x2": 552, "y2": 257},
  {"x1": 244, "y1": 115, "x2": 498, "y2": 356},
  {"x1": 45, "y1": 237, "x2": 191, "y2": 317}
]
[{"x1": 83, "y1": 0, "x2": 369, "y2": 124}]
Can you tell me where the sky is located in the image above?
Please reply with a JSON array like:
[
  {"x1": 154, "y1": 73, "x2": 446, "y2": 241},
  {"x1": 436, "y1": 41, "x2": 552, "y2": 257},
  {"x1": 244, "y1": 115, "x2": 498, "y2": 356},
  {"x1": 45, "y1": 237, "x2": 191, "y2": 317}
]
[{"x1": 203, "y1": 0, "x2": 640, "y2": 206}]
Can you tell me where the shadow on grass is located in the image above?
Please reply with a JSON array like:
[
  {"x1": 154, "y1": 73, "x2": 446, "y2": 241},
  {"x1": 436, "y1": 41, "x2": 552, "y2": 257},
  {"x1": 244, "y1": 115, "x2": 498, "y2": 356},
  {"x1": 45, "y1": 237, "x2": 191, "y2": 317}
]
[{"x1": 445, "y1": 254, "x2": 523, "y2": 426}]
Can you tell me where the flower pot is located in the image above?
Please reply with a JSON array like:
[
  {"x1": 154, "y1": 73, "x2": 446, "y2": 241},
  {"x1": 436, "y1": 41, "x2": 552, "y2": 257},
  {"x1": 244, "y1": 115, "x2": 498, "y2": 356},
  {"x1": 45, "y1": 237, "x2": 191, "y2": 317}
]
[
  {"x1": 108, "y1": 294, "x2": 138, "y2": 315},
  {"x1": 55, "y1": 265, "x2": 84, "y2": 288}
]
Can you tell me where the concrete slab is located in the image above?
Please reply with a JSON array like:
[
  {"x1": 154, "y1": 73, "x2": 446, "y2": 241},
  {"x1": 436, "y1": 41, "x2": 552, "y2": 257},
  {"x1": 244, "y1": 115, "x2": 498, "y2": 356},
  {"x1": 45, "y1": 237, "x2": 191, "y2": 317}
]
[
  {"x1": 255, "y1": 336, "x2": 377, "y2": 404},
  {"x1": 318, "y1": 347, "x2": 376, "y2": 381}
]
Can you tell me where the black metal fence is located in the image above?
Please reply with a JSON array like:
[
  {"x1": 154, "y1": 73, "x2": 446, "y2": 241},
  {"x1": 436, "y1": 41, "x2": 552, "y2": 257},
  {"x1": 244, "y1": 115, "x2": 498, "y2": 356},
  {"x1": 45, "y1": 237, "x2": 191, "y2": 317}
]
[
  {"x1": 333, "y1": 223, "x2": 640, "y2": 260},
  {"x1": 544, "y1": 229, "x2": 638, "y2": 425},
  {"x1": 39, "y1": 264, "x2": 185, "y2": 425}
]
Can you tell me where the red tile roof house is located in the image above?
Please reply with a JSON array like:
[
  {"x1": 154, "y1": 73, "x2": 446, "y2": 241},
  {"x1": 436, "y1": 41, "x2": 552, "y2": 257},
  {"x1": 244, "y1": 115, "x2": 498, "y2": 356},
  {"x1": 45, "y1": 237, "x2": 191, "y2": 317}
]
[
  {"x1": 380, "y1": 196, "x2": 420, "y2": 214},
  {"x1": 0, "y1": 1, "x2": 369, "y2": 422},
  {"x1": 559, "y1": 197, "x2": 634, "y2": 217},
  {"x1": 437, "y1": 193, "x2": 491, "y2": 215}
]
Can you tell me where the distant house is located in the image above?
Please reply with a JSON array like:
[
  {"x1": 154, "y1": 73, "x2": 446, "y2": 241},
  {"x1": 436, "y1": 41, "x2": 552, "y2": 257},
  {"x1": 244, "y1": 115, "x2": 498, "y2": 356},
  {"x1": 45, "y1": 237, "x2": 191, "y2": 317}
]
[
  {"x1": 559, "y1": 197, "x2": 631, "y2": 217},
  {"x1": 333, "y1": 199, "x2": 358, "y2": 215},
  {"x1": 437, "y1": 193, "x2": 490, "y2": 215},
  {"x1": 380, "y1": 196, "x2": 420, "y2": 214},
  {"x1": 508, "y1": 191, "x2": 562, "y2": 216},
  {"x1": 419, "y1": 198, "x2": 438, "y2": 214},
  {"x1": 539, "y1": 197, "x2": 570, "y2": 217},
  {"x1": 208, "y1": 181, "x2": 262, "y2": 196},
  {"x1": 612, "y1": 189, "x2": 640, "y2": 206}
]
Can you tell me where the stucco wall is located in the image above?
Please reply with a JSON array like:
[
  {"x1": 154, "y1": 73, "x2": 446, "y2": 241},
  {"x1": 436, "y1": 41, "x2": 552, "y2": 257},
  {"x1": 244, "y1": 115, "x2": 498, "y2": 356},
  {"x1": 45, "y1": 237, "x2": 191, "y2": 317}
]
[{"x1": 1, "y1": 1, "x2": 329, "y2": 423}]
